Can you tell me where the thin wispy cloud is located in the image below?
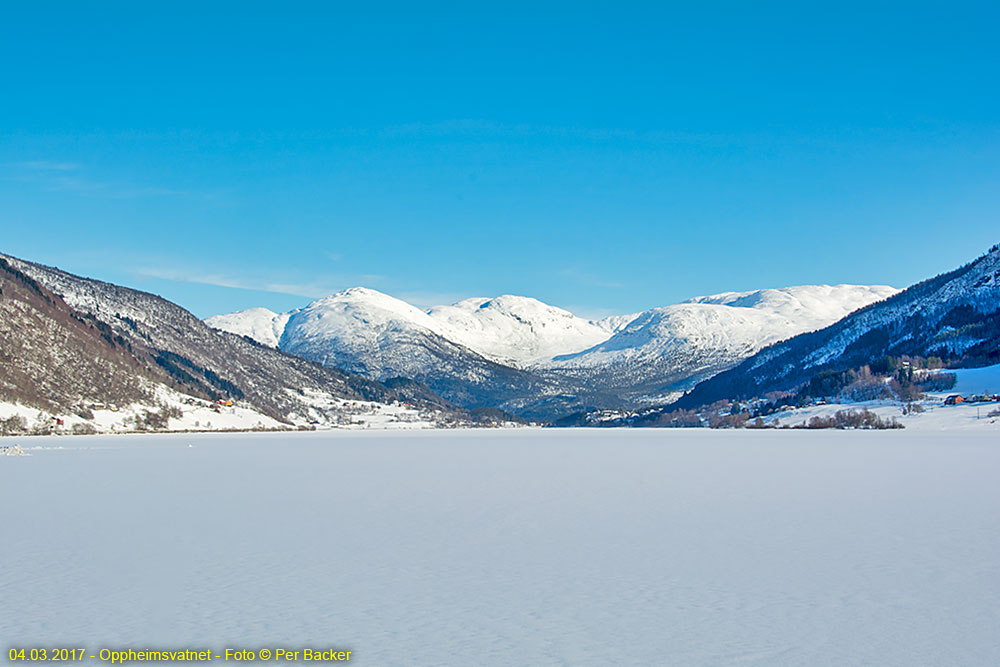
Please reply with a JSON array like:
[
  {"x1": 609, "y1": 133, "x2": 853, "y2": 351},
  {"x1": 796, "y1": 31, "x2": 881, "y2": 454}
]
[
  {"x1": 44, "y1": 176, "x2": 187, "y2": 198},
  {"x1": 18, "y1": 160, "x2": 82, "y2": 171},
  {"x1": 7, "y1": 160, "x2": 193, "y2": 199},
  {"x1": 136, "y1": 268, "x2": 385, "y2": 299}
]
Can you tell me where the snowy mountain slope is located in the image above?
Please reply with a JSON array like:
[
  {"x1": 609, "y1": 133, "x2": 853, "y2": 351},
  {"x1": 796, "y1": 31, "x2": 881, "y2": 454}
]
[
  {"x1": 276, "y1": 288, "x2": 563, "y2": 411},
  {"x1": 682, "y1": 284, "x2": 900, "y2": 329},
  {"x1": 210, "y1": 285, "x2": 894, "y2": 373},
  {"x1": 593, "y1": 313, "x2": 642, "y2": 334},
  {"x1": 208, "y1": 291, "x2": 614, "y2": 368},
  {"x1": 0, "y1": 256, "x2": 156, "y2": 413},
  {"x1": 208, "y1": 283, "x2": 896, "y2": 416},
  {"x1": 0, "y1": 252, "x2": 466, "y2": 427},
  {"x1": 279, "y1": 287, "x2": 478, "y2": 377},
  {"x1": 426, "y1": 295, "x2": 611, "y2": 366},
  {"x1": 205, "y1": 308, "x2": 290, "y2": 348},
  {"x1": 204, "y1": 289, "x2": 609, "y2": 415},
  {"x1": 676, "y1": 244, "x2": 1000, "y2": 408},
  {"x1": 542, "y1": 284, "x2": 898, "y2": 402}
]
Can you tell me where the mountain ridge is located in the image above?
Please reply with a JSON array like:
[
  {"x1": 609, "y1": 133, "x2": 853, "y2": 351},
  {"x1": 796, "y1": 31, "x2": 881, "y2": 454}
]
[
  {"x1": 672, "y1": 244, "x2": 1000, "y2": 409},
  {"x1": 208, "y1": 283, "x2": 897, "y2": 416},
  {"x1": 0, "y1": 251, "x2": 476, "y2": 429}
]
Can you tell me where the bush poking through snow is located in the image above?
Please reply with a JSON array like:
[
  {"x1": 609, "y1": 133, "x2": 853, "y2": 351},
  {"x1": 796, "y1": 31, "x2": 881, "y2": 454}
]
[
  {"x1": 709, "y1": 412, "x2": 749, "y2": 429},
  {"x1": 134, "y1": 405, "x2": 184, "y2": 431},
  {"x1": 1, "y1": 415, "x2": 28, "y2": 436},
  {"x1": 796, "y1": 408, "x2": 903, "y2": 430}
]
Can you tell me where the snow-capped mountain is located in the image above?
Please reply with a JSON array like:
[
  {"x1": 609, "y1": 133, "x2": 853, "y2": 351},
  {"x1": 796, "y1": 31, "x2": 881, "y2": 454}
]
[
  {"x1": 427, "y1": 295, "x2": 614, "y2": 367},
  {"x1": 0, "y1": 252, "x2": 478, "y2": 429},
  {"x1": 676, "y1": 244, "x2": 1000, "y2": 408},
  {"x1": 208, "y1": 283, "x2": 896, "y2": 416},
  {"x1": 204, "y1": 307, "x2": 291, "y2": 348},
  {"x1": 546, "y1": 284, "x2": 899, "y2": 402},
  {"x1": 280, "y1": 288, "x2": 491, "y2": 378},
  {"x1": 208, "y1": 290, "x2": 614, "y2": 368},
  {"x1": 210, "y1": 289, "x2": 598, "y2": 416},
  {"x1": 272, "y1": 288, "x2": 559, "y2": 411}
]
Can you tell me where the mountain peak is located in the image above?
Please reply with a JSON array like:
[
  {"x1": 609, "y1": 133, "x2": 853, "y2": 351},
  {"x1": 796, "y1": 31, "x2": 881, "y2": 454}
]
[
  {"x1": 205, "y1": 280, "x2": 906, "y2": 415},
  {"x1": 426, "y1": 294, "x2": 609, "y2": 366},
  {"x1": 205, "y1": 308, "x2": 290, "y2": 348},
  {"x1": 333, "y1": 286, "x2": 386, "y2": 299},
  {"x1": 675, "y1": 245, "x2": 1000, "y2": 408}
]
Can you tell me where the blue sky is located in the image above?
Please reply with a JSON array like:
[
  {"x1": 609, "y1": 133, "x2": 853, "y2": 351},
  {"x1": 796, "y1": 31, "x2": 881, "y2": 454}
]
[{"x1": 2, "y1": 2, "x2": 998, "y2": 319}]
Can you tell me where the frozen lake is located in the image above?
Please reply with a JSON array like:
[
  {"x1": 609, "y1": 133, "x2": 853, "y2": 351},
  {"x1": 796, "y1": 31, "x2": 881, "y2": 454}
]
[{"x1": 3, "y1": 429, "x2": 999, "y2": 666}]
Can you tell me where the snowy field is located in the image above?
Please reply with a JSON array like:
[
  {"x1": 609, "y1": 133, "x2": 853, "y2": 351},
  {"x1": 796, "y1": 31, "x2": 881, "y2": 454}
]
[
  {"x1": 759, "y1": 392, "x2": 1000, "y2": 431},
  {"x1": 3, "y1": 429, "x2": 999, "y2": 666},
  {"x1": 952, "y1": 362, "x2": 1000, "y2": 396}
]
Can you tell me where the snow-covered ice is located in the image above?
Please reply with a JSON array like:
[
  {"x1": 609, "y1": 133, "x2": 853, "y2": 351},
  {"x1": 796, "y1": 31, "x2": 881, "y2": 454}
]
[{"x1": 3, "y1": 429, "x2": 999, "y2": 666}]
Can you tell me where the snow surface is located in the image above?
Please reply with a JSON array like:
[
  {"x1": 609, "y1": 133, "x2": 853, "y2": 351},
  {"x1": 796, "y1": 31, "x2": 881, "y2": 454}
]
[
  {"x1": 204, "y1": 308, "x2": 291, "y2": 348},
  {"x1": 0, "y1": 384, "x2": 285, "y2": 434},
  {"x1": 213, "y1": 289, "x2": 610, "y2": 368},
  {"x1": 426, "y1": 295, "x2": 610, "y2": 366},
  {"x1": 951, "y1": 363, "x2": 1000, "y2": 396},
  {"x1": 757, "y1": 394, "x2": 1000, "y2": 430},
  {"x1": 795, "y1": 247, "x2": 1000, "y2": 370},
  {"x1": 3, "y1": 429, "x2": 999, "y2": 666},
  {"x1": 278, "y1": 287, "x2": 459, "y2": 360},
  {"x1": 552, "y1": 284, "x2": 899, "y2": 369},
  {"x1": 0, "y1": 382, "x2": 437, "y2": 435}
]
